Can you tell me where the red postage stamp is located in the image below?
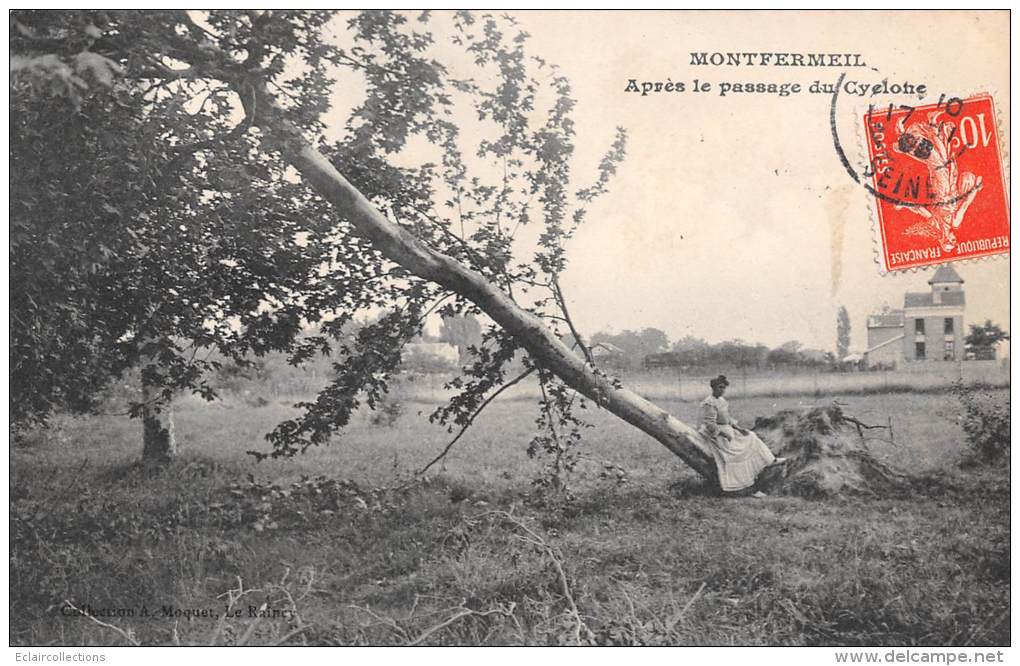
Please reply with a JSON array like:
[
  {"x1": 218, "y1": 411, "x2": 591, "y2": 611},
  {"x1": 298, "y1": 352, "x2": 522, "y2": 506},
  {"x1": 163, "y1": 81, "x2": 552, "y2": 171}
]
[{"x1": 862, "y1": 94, "x2": 1010, "y2": 272}]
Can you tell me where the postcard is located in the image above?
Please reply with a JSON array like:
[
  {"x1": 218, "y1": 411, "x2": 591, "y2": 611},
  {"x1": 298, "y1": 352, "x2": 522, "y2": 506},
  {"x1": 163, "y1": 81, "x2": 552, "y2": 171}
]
[{"x1": 8, "y1": 9, "x2": 1010, "y2": 655}]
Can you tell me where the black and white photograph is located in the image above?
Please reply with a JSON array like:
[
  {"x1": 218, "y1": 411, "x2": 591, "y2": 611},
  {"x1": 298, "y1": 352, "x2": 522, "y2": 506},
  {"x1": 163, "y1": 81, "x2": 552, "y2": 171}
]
[{"x1": 7, "y1": 8, "x2": 1011, "y2": 658}]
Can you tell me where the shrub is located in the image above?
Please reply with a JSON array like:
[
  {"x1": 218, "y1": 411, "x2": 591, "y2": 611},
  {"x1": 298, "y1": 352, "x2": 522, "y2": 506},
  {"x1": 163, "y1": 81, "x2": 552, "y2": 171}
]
[
  {"x1": 953, "y1": 383, "x2": 1010, "y2": 463},
  {"x1": 370, "y1": 397, "x2": 404, "y2": 427},
  {"x1": 214, "y1": 359, "x2": 267, "y2": 394}
]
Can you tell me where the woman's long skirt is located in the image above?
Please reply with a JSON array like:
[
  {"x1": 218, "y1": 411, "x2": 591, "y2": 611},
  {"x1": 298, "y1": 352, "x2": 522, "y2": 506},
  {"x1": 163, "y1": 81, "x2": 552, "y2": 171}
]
[{"x1": 708, "y1": 425, "x2": 776, "y2": 492}]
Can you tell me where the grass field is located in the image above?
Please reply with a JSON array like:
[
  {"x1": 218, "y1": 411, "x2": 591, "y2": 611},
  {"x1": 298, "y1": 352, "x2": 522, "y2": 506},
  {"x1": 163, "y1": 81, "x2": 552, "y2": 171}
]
[
  {"x1": 392, "y1": 362, "x2": 1010, "y2": 404},
  {"x1": 10, "y1": 388, "x2": 1010, "y2": 646}
]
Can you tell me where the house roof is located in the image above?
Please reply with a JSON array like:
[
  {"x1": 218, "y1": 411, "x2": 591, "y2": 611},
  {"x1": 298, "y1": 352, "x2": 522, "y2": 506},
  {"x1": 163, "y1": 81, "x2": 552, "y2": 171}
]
[
  {"x1": 867, "y1": 311, "x2": 904, "y2": 328},
  {"x1": 865, "y1": 333, "x2": 905, "y2": 354},
  {"x1": 904, "y1": 291, "x2": 966, "y2": 308},
  {"x1": 406, "y1": 342, "x2": 459, "y2": 354},
  {"x1": 591, "y1": 341, "x2": 624, "y2": 354},
  {"x1": 928, "y1": 264, "x2": 964, "y2": 285}
]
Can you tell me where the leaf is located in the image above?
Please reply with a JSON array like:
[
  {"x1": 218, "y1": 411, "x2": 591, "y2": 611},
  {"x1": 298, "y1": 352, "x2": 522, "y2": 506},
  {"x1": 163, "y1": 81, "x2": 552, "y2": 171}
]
[{"x1": 73, "y1": 52, "x2": 123, "y2": 88}]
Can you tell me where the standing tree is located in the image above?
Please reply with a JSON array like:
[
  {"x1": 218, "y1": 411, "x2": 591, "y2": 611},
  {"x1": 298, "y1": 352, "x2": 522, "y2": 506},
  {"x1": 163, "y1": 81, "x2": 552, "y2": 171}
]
[
  {"x1": 965, "y1": 320, "x2": 1009, "y2": 360},
  {"x1": 836, "y1": 305, "x2": 851, "y2": 360},
  {"x1": 11, "y1": 11, "x2": 360, "y2": 460},
  {"x1": 671, "y1": 336, "x2": 712, "y2": 367},
  {"x1": 766, "y1": 340, "x2": 805, "y2": 368},
  {"x1": 439, "y1": 314, "x2": 484, "y2": 364}
]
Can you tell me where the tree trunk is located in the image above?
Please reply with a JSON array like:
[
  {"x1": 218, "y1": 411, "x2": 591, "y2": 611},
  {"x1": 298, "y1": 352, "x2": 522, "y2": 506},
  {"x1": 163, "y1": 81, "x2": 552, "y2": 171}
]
[
  {"x1": 240, "y1": 82, "x2": 718, "y2": 483},
  {"x1": 141, "y1": 369, "x2": 177, "y2": 464}
]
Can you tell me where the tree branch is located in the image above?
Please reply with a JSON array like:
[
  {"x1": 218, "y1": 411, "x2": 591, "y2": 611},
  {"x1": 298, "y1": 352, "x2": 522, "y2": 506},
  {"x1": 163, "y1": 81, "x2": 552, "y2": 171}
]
[
  {"x1": 62, "y1": 601, "x2": 140, "y2": 646},
  {"x1": 417, "y1": 366, "x2": 536, "y2": 477},
  {"x1": 216, "y1": 51, "x2": 718, "y2": 481},
  {"x1": 551, "y1": 275, "x2": 596, "y2": 370},
  {"x1": 481, "y1": 510, "x2": 594, "y2": 645}
]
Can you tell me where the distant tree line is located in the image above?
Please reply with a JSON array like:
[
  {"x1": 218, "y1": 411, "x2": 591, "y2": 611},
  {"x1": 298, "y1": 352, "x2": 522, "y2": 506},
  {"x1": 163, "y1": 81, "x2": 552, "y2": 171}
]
[{"x1": 590, "y1": 328, "x2": 837, "y2": 371}]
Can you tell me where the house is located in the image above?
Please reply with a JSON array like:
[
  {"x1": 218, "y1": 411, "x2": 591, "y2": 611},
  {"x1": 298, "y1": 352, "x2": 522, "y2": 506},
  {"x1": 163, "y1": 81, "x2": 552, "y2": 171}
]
[
  {"x1": 864, "y1": 265, "x2": 965, "y2": 368},
  {"x1": 799, "y1": 349, "x2": 833, "y2": 364},
  {"x1": 403, "y1": 342, "x2": 460, "y2": 366},
  {"x1": 591, "y1": 341, "x2": 625, "y2": 359}
]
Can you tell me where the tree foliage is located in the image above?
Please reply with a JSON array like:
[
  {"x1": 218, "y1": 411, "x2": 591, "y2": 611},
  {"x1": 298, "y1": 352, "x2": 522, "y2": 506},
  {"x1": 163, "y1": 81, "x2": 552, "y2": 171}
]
[
  {"x1": 964, "y1": 320, "x2": 1009, "y2": 359},
  {"x1": 590, "y1": 328, "x2": 668, "y2": 369},
  {"x1": 10, "y1": 10, "x2": 631, "y2": 484},
  {"x1": 438, "y1": 313, "x2": 483, "y2": 363},
  {"x1": 836, "y1": 306, "x2": 851, "y2": 360},
  {"x1": 11, "y1": 10, "x2": 358, "y2": 427},
  {"x1": 604, "y1": 330, "x2": 827, "y2": 371}
]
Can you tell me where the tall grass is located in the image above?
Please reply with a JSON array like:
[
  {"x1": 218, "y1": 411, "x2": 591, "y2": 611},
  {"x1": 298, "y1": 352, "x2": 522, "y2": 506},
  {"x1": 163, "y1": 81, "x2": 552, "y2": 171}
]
[{"x1": 10, "y1": 389, "x2": 1010, "y2": 646}]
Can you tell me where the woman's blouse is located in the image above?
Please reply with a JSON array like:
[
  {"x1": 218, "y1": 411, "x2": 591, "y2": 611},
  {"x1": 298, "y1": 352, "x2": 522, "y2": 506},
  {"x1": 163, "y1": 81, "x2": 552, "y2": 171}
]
[{"x1": 700, "y1": 395, "x2": 734, "y2": 437}]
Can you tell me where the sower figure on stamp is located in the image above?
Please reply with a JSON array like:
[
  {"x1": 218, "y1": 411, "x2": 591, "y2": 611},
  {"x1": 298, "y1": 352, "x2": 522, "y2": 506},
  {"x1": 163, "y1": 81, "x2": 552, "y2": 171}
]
[
  {"x1": 893, "y1": 109, "x2": 983, "y2": 253},
  {"x1": 700, "y1": 375, "x2": 786, "y2": 497}
]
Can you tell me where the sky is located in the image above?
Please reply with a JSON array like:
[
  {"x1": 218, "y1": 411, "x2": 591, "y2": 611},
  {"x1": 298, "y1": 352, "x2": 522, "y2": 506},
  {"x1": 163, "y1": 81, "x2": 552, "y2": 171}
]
[
  {"x1": 485, "y1": 10, "x2": 1011, "y2": 353},
  {"x1": 317, "y1": 11, "x2": 1009, "y2": 354}
]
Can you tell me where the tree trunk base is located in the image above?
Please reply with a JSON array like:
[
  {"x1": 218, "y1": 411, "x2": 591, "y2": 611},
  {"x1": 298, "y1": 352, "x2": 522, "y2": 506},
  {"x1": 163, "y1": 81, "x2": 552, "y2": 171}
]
[
  {"x1": 141, "y1": 404, "x2": 177, "y2": 464},
  {"x1": 750, "y1": 405, "x2": 911, "y2": 498}
]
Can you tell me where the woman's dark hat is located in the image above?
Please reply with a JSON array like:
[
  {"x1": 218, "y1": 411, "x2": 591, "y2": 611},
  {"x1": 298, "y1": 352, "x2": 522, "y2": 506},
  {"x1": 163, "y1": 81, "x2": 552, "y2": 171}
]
[{"x1": 710, "y1": 375, "x2": 730, "y2": 389}]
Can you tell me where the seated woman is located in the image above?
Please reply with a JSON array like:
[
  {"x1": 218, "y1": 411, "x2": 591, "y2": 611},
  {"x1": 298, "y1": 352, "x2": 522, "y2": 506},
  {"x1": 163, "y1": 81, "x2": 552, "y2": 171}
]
[{"x1": 700, "y1": 375, "x2": 785, "y2": 495}]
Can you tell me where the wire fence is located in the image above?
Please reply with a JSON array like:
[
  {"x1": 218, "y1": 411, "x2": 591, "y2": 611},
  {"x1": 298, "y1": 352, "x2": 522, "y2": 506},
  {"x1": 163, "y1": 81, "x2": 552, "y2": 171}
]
[{"x1": 396, "y1": 360, "x2": 1010, "y2": 404}]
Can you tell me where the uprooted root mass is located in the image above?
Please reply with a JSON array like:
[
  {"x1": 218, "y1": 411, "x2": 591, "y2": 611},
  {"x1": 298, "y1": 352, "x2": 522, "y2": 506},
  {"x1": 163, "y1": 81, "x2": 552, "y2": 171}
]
[{"x1": 750, "y1": 405, "x2": 913, "y2": 498}]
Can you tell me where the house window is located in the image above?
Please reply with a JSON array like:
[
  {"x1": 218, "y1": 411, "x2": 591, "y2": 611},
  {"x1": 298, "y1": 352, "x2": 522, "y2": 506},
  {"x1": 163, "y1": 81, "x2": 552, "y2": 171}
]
[
  {"x1": 915, "y1": 342, "x2": 926, "y2": 360},
  {"x1": 944, "y1": 340, "x2": 955, "y2": 360},
  {"x1": 944, "y1": 318, "x2": 954, "y2": 334},
  {"x1": 915, "y1": 319, "x2": 925, "y2": 335}
]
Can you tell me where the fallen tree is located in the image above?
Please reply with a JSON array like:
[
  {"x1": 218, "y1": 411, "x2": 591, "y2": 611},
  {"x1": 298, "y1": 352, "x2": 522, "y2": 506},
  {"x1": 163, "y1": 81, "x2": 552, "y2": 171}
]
[
  {"x1": 235, "y1": 77, "x2": 720, "y2": 480},
  {"x1": 188, "y1": 12, "x2": 722, "y2": 481},
  {"x1": 11, "y1": 11, "x2": 911, "y2": 496}
]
